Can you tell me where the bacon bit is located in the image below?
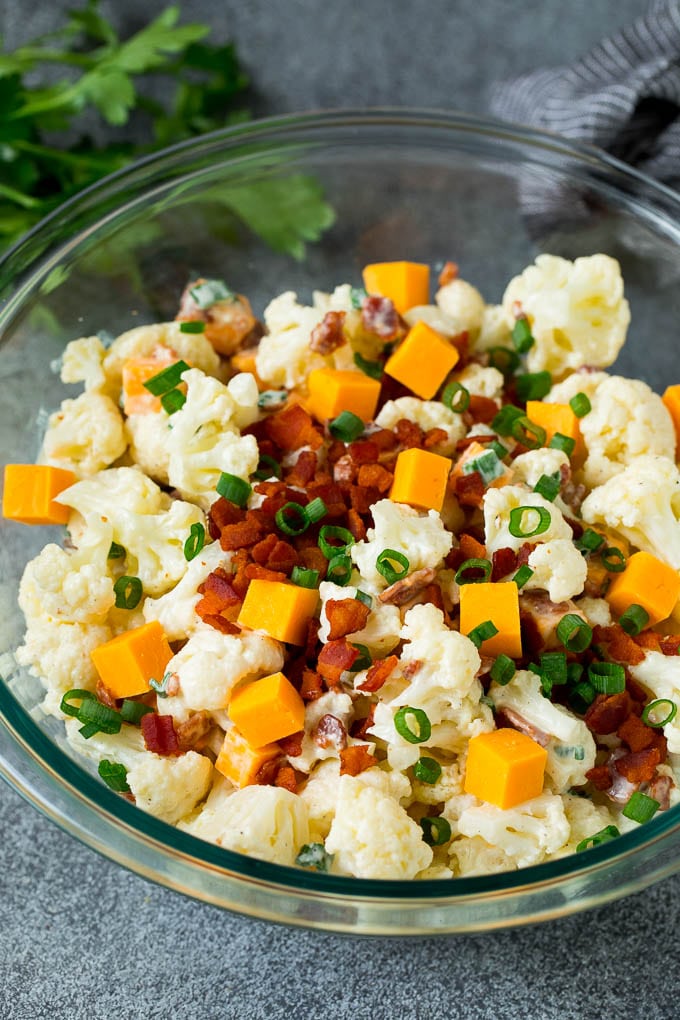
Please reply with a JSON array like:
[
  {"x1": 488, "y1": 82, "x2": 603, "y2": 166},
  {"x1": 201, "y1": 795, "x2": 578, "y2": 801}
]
[
  {"x1": 378, "y1": 566, "x2": 436, "y2": 606},
  {"x1": 254, "y1": 757, "x2": 281, "y2": 786},
  {"x1": 141, "y1": 714, "x2": 181, "y2": 756},
  {"x1": 317, "y1": 639, "x2": 360, "y2": 683},
  {"x1": 625, "y1": 674, "x2": 650, "y2": 706},
  {"x1": 200, "y1": 615, "x2": 241, "y2": 635},
  {"x1": 615, "y1": 747, "x2": 662, "y2": 784},
  {"x1": 340, "y1": 744, "x2": 379, "y2": 776},
  {"x1": 175, "y1": 711, "x2": 213, "y2": 752},
  {"x1": 451, "y1": 331, "x2": 470, "y2": 364},
  {"x1": 585, "y1": 764, "x2": 613, "y2": 791},
  {"x1": 313, "y1": 714, "x2": 348, "y2": 750},
  {"x1": 394, "y1": 418, "x2": 425, "y2": 449},
  {"x1": 361, "y1": 295, "x2": 403, "y2": 340},
  {"x1": 195, "y1": 568, "x2": 241, "y2": 629},
  {"x1": 219, "y1": 515, "x2": 265, "y2": 551},
  {"x1": 423, "y1": 427, "x2": 448, "y2": 449},
  {"x1": 351, "y1": 707, "x2": 376, "y2": 742},
  {"x1": 274, "y1": 764, "x2": 298, "y2": 793},
  {"x1": 648, "y1": 773, "x2": 673, "y2": 810},
  {"x1": 634, "y1": 630, "x2": 661, "y2": 652},
  {"x1": 286, "y1": 449, "x2": 318, "y2": 487},
  {"x1": 496, "y1": 707, "x2": 551, "y2": 747},
  {"x1": 230, "y1": 549, "x2": 251, "y2": 599},
  {"x1": 300, "y1": 669, "x2": 324, "y2": 701},
  {"x1": 333, "y1": 453, "x2": 357, "y2": 484},
  {"x1": 420, "y1": 583, "x2": 446, "y2": 612},
  {"x1": 445, "y1": 546, "x2": 466, "y2": 571},
  {"x1": 438, "y1": 261, "x2": 459, "y2": 287},
  {"x1": 454, "y1": 472, "x2": 485, "y2": 507},
  {"x1": 252, "y1": 533, "x2": 298, "y2": 573},
  {"x1": 585, "y1": 692, "x2": 632, "y2": 735},
  {"x1": 346, "y1": 439, "x2": 377, "y2": 464},
  {"x1": 309, "y1": 310, "x2": 346, "y2": 354},
  {"x1": 347, "y1": 508, "x2": 367, "y2": 542},
  {"x1": 95, "y1": 680, "x2": 119, "y2": 710},
  {"x1": 208, "y1": 496, "x2": 245, "y2": 540},
  {"x1": 326, "y1": 598, "x2": 371, "y2": 640},
  {"x1": 244, "y1": 563, "x2": 288, "y2": 583},
  {"x1": 660, "y1": 635, "x2": 680, "y2": 656},
  {"x1": 357, "y1": 654, "x2": 399, "y2": 692},
  {"x1": 304, "y1": 617, "x2": 321, "y2": 664},
  {"x1": 370, "y1": 428, "x2": 399, "y2": 452},
  {"x1": 357, "y1": 462, "x2": 393, "y2": 492},
  {"x1": 467, "y1": 395, "x2": 498, "y2": 425},
  {"x1": 402, "y1": 659, "x2": 423, "y2": 680},
  {"x1": 617, "y1": 713, "x2": 656, "y2": 753},
  {"x1": 251, "y1": 532, "x2": 277, "y2": 564},
  {"x1": 349, "y1": 484, "x2": 381, "y2": 514},
  {"x1": 455, "y1": 433, "x2": 497, "y2": 453},
  {"x1": 592, "y1": 624, "x2": 645, "y2": 666},
  {"x1": 306, "y1": 480, "x2": 347, "y2": 517},
  {"x1": 299, "y1": 545, "x2": 328, "y2": 579},
  {"x1": 459, "y1": 532, "x2": 486, "y2": 560},
  {"x1": 264, "y1": 403, "x2": 323, "y2": 452},
  {"x1": 198, "y1": 567, "x2": 240, "y2": 603},
  {"x1": 492, "y1": 546, "x2": 519, "y2": 581},
  {"x1": 278, "y1": 730, "x2": 304, "y2": 757}
]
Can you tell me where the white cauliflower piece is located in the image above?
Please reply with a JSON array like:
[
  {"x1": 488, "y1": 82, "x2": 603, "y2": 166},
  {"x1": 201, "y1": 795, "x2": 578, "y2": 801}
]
[
  {"x1": 16, "y1": 620, "x2": 112, "y2": 714},
  {"x1": 559, "y1": 794, "x2": 617, "y2": 854},
  {"x1": 255, "y1": 292, "x2": 327, "y2": 388},
  {"x1": 125, "y1": 412, "x2": 172, "y2": 484},
  {"x1": 454, "y1": 363, "x2": 504, "y2": 401},
  {"x1": 18, "y1": 542, "x2": 114, "y2": 624},
  {"x1": 450, "y1": 835, "x2": 517, "y2": 876},
  {"x1": 576, "y1": 596, "x2": 612, "y2": 628},
  {"x1": 288, "y1": 690, "x2": 353, "y2": 774},
  {"x1": 143, "y1": 541, "x2": 229, "y2": 641},
  {"x1": 581, "y1": 454, "x2": 680, "y2": 570},
  {"x1": 483, "y1": 484, "x2": 573, "y2": 554},
  {"x1": 546, "y1": 369, "x2": 609, "y2": 405},
  {"x1": 490, "y1": 669, "x2": 596, "y2": 790},
  {"x1": 502, "y1": 254, "x2": 630, "y2": 377},
  {"x1": 525, "y1": 539, "x2": 587, "y2": 602},
  {"x1": 402, "y1": 304, "x2": 460, "y2": 337},
  {"x1": 60, "y1": 335, "x2": 112, "y2": 395},
  {"x1": 325, "y1": 774, "x2": 432, "y2": 879},
  {"x1": 375, "y1": 397, "x2": 466, "y2": 455},
  {"x1": 351, "y1": 499, "x2": 453, "y2": 589},
  {"x1": 511, "y1": 448, "x2": 569, "y2": 490},
  {"x1": 435, "y1": 278, "x2": 486, "y2": 337},
  {"x1": 456, "y1": 792, "x2": 570, "y2": 868},
  {"x1": 301, "y1": 760, "x2": 411, "y2": 841},
  {"x1": 473, "y1": 304, "x2": 513, "y2": 353},
  {"x1": 102, "y1": 322, "x2": 221, "y2": 389},
  {"x1": 317, "y1": 580, "x2": 401, "y2": 654},
  {"x1": 629, "y1": 651, "x2": 680, "y2": 753},
  {"x1": 41, "y1": 392, "x2": 127, "y2": 477},
  {"x1": 411, "y1": 760, "x2": 465, "y2": 807}
]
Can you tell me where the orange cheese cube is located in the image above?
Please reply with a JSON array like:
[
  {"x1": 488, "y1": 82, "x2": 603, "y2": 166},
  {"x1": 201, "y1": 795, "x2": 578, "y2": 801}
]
[
  {"x1": 459, "y1": 581, "x2": 522, "y2": 658},
  {"x1": 90, "y1": 621, "x2": 173, "y2": 699},
  {"x1": 2, "y1": 464, "x2": 76, "y2": 526},
  {"x1": 215, "y1": 726, "x2": 280, "y2": 787},
  {"x1": 389, "y1": 447, "x2": 451, "y2": 512},
  {"x1": 662, "y1": 385, "x2": 680, "y2": 450},
  {"x1": 525, "y1": 400, "x2": 586, "y2": 464},
  {"x1": 237, "y1": 579, "x2": 319, "y2": 645},
  {"x1": 228, "y1": 671, "x2": 305, "y2": 748},
  {"x1": 121, "y1": 347, "x2": 180, "y2": 415},
  {"x1": 464, "y1": 728, "x2": 547, "y2": 809},
  {"x1": 307, "y1": 368, "x2": 381, "y2": 423},
  {"x1": 384, "y1": 321, "x2": 459, "y2": 400},
  {"x1": 605, "y1": 550, "x2": 680, "y2": 626},
  {"x1": 362, "y1": 261, "x2": 430, "y2": 315}
]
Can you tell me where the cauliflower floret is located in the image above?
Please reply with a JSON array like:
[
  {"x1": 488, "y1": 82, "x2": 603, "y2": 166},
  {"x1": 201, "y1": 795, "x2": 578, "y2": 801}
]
[
  {"x1": 317, "y1": 580, "x2": 401, "y2": 654},
  {"x1": 483, "y1": 484, "x2": 573, "y2": 554},
  {"x1": 325, "y1": 774, "x2": 432, "y2": 878},
  {"x1": 546, "y1": 369, "x2": 609, "y2": 405},
  {"x1": 559, "y1": 794, "x2": 617, "y2": 854},
  {"x1": 102, "y1": 322, "x2": 221, "y2": 390},
  {"x1": 180, "y1": 781, "x2": 311, "y2": 865},
  {"x1": 473, "y1": 304, "x2": 513, "y2": 353},
  {"x1": 449, "y1": 835, "x2": 517, "y2": 876},
  {"x1": 301, "y1": 759, "x2": 411, "y2": 841},
  {"x1": 581, "y1": 454, "x2": 680, "y2": 570},
  {"x1": 525, "y1": 539, "x2": 587, "y2": 603},
  {"x1": 576, "y1": 596, "x2": 612, "y2": 628},
  {"x1": 456, "y1": 792, "x2": 570, "y2": 869},
  {"x1": 255, "y1": 291, "x2": 333, "y2": 388},
  {"x1": 454, "y1": 363, "x2": 504, "y2": 401},
  {"x1": 402, "y1": 304, "x2": 460, "y2": 337},
  {"x1": 629, "y1": 651, "x2": 680, "y2": 753},
  {"x1": 502, "y1": 254, "x2": 630, "y2": 377},
  {"x1": 375, "y1": 397, "x2": 466, "y2": 455},
  {"x1": 411, "y1": 760, "x2": 465, "y2": 807},
  {"x1": 435, "y1": 278, "x2": 486, "y2": 338},
  {"x1": 143, "y1": 541, "x2": 229, "y2": 641},
  {"x1": 351, "y1": 499, "x2": 453, "y2": 589},
  {"x1": 60, "y1": 335, "x2": 113, "y2": 395},
  {"x1": 41, "y1": 392, "x2": 127, "y2": 477},
  {"x1": 19, "y1": 542, "x2": 114, "y2": 624},
  {"x1": 288, "y1": 690, "x2": 353, "y2": 773},
  {"x1": 490, "y1": 669, "x2": 596, "y2": 790},
  {"x1": 125, "y1": 412, "x2": 172, "y2": 484},
  {"x1": 16, "y1": 620, "x2": 112, "y2": 714},
  {"x1": 511, "y1": 448, "x2": 569, "y2": 490}
]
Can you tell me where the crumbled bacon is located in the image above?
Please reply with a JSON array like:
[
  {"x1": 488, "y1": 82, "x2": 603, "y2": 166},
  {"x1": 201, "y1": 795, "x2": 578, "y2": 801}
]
[
  {"x1": 351, "y1": 703, "x2": 376, "y2": 740},
  {"x1": 592, "y1": 624, "x2": 645, "y2": 666},
  {"x1": 347, "y1": 508, "x2": 367, "y2": 542},
  {"x1": 395, "y1": 418, "x2": 424, "y2": 449},
  {"x1": 361, "y1": 295, "x2": 403, "y2": 340},
  {"x1": 492, "y1": 546, "x2": 519, "y2": 581},
  {"x1": 300, "y1": 669, "x2": 323, "y2": 701},
  {"x1": 219, "y1": 515, "x2": 266, "y2": 551},
  {"x1": 357, "y1": 463, "x2": 393, "y2": 492},
  {"x1": 340, "y1": 744, "x2": 379, "y2": 776},
  {"x1": 454, "y1": 472, "x2": 485, "y2": 507},
  {"x1": 95, "y1": 680, "x2": 119, "y2": 710},
  {"x1": 309, "y1": 310, "x2": 346, "y2": 354},
  {"x1": 316, "y1": 639, "x2": 360, "y2": 683},
  {"x1": 264, "y1": 403, "x2": 323, "y2": 452},
  {"x1": 278, "y1": 730, "x2": 304, "y2": 757},
  {"x1": 175, "y1": 711, "x2": 213, "y2": 751},
  {"x1": 378, "y1": 567, "x2": 436, "y2": 606},
  {"x1": 614, "y1": 747, "x2": 662, "y2": 784},
  {"x1": 357, "y1": 654, "x2": 399, "y2": 692},
  {"x1": 467, "y1": 395, "x2": 498, "y2": 425},
  {"x1": 423, "y1": 427, "x2": 448, "y2": 449},
  {"x1": 274, "y1": 764, "x2": 298, "y2": 792},
  {"x1": 195, "y1": 567, "x2": 241, "y2": 629},
  {"x1": 586, "y1": 764, "x2": 614, "y2": 790},
  {"x1": 459, "y1": 532, "x2": 486, "y2": 560},
  {"x1": 244, "y1": 563, "x2": 288, "y2": 583},
  {"x1": 585, "y1": 692, "x2": 632, "y2": 735},
  {"x1": 286, "y1": 449, "x2": 318, "y2": 487},
  {"x1": 208, "y1": 496, "x2": 245, "y2": 539},
  {"x1": 438, "y1": 261, "x2": 459, "y2": 287},
  {"x1": 647, "y1": 773, "x2": 673, "y2": 810},
  {"x1": 326, "y1": 598, "x2": 371, "y2": 640},
  {"x1": 617, "y1": 713, "x2": 656, "y2": 753},
  {"x1": 313, "y1": 714, "x2": 348, "y2": 750},
  {"x1": 496, "y1": 707, "x2": 550, "y2": 747},
  {"x1": 141, "y1": 714, "x2": 181, "y2": 756},
  {"x1": 348, "y1": 439, "x2": 380, "y2": 464},
  {"x1": 333, "y1": 454, "x2": 357, "y2": 484},
  {"x1": 660, "y1": 635, "x2": 680, "y2": 656}
]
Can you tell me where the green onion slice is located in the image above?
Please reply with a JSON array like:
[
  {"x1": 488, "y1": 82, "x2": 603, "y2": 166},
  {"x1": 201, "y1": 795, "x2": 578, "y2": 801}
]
[
  {"x1": 487, "y1": 346, "x2": 521, "y2": 376},
  {"x1": 618, "y1": 604, "x2": 650, "y2": 637},
  {"x1": 556, "y1": 614, "x2": 593, "y2": 653},
  {"x1": 318, "y1": 525, "x2": 355, "y2": 559},
  {"x1": 491, "y1": 404, "x2": 524, "y2": 436},
  {"x1": 515, "y1": 371, "x2": 552, "y2": 402},
  {"x1": 60, "y1": 689, "x2": 96, "y2": 717},
  {"x1": 107, "y1": 541, "x2": 126, "y2": 560},
  {"x1": 326, "y1": 554, "x2": 352, "y2": 586},
  {"x1": 329, "y1": 410, "x2": 365, "y2": 442},
  {"x1": 540, "y1": 651, "x2": 568, "y2": 687},
  {"x1": 257, "y1": 390, "x2": 288, "y2": 409},
  {"x1": 149, "y1": 674, "x2": 171, "y2": 699},
  {"x1": 549, "y1": 432, "x2": 576, "y2": 457},
  {"x1": 569, "y1": 392, "x2": 591, "y2": 418},
  {"x1": 467, "y1": 620, "x2": 499, "y2": 649},
  {"x1": 394, "y1": 706, "x2": 432, "y2": 744},
  {"x1": 98, "y1": 760, "x2": 130, "y2": 792},
  {"x1": 350, "y1": 286, "x2": 368, "y2": 309},
  {"x1": 512, "y1": 564, "x2": 534, "y2": 589},
  {"x1": 587, "y1": 662, "x2": 626, "y2": 694},
  {"x1": 576, "y1": 825, "x2": 620, "y2": 852},
  {"x1": 455, "y1": 558, "x2": 492, "y2": 585},
  {"x1": 143, "y1": 360, "x2": 190, "y2": 396},
  {"x1": 567, "y1": 662, "x2": 584, "y2": 685},
  {"x1": 511, "y1": 317, "x2": 535, "y2": 353},
  {"x1": 420, "y1": 816, "x2": 452, "y2": 846},
  {"x1": 533, "y1": 472, "x2": 560, "y2": 502},
  {"x1": 161, "y1": 388, "x2": 186, "y2": 415},
  {"x1": 290, "y1": 566, "x2": 320, "y2": 589},
  {"x1": 463, "y1": 449, "x2": 505, "y2": 485},
  {"x1": 189, "y1": 278, "x2": 236, "y2": 308},
  {"x1": 511, "y1": 415, "x2": 546, "y2": 450},
  {"x1": 414, "y1": 757, "x2": 442, "y2": 784},
  {"x1": 355, "y1": 590, "x2": 372, "y2": 608},
  {"x1": 253, "y1": 454, "x2": 281, "y2": 481},
  {"x1": 179, "y1": 320, "x2": 206, "y2": 334},
  {"x1": 304, "y1": 497, "x2": 328, "y2": 524},
  {"x1": 490, "y1": 654, "x2": 515, "y2": 686},
  {"x1": 376, "y1": 548, "x2": 409, "y2": 584},
  {"x1": 642, "y1": 699, "x2": 677, "y2": 728},
  {"x1": 490, "y1": 440, "x2": 509, "y2": 461},
  {"x1": 77, "y1": 697, "x2": 122, "y2": 736},
  {"x1": 442, "y1": 381, "x2": 470, "y2": 413},
  {"x1": 601, "y1": 547, "x2": 626, "y2": 572},
  {"x1": 508, "y1": 505, "x2": 551, "y2": 538},
  {"x1": 119, "y1": 700, "x2": 153, "y2": 725},
  {"x1": 295, "y1": 843, "x2": 334, "y2": 872},
  {"x1": 351, "y1": 644, "x2": 373, "y2": 671},
  {"x1": 575, "y1": 529, "x2": 605, "y2": 554},
  {"x1": 354, "y1": 351, "x2": 383, "y2": 379},
  {"x1": 622, "y1": 790, "x2": 660, "y2": 824},
  {"x1": 216, "y1": 472, "x2": 251, "y2": 507},
  {"x1": 569, "y1": 681, "x2": 596, "y2": 714},
  {"x1": 184, "y1": 522, "x2": 205, "y2": 562},
  {"x1": 113, "y1": 575, "x2": 143, "y2": 610}
]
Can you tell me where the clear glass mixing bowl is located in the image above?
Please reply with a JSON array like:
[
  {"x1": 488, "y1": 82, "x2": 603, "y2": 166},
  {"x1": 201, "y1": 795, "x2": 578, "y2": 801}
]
[{"x1": 2, "y1": 110, "x2": 680, "y2": 935}]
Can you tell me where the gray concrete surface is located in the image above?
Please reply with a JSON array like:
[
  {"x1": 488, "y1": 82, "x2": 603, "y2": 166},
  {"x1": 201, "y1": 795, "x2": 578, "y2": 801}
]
[{"x1": 2, "y1": 2, "x2": 674, "y2": 1018}]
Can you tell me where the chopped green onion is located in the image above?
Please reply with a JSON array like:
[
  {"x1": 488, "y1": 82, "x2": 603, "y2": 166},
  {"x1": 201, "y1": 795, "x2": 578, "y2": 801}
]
[
  {"x1": 257, "y1": 390, "x2": 288, "y2": 409},
  {"x1": 575, "y1": 529, "x2": 605, "y2": 554},
  {"x1": 216, "y1": 472, "x2": 251, "y2": 508},
  {"x1": 569, "y1": 392, "x2": 591, "y2": 418},
  {"x1": 143, "y1": 360, "x2": 190, "y2": 396},
  {"x1": 642, "y1": 699, "x2": 677, "y2": 728},
  {"x1": 467, "y1": 620, "x2": 499, "y2": 649},
  {"x1": 491, "y1": 404, "x2": 524, "y2": 436},
  {"x1": 189, "y1": 278, "x2": 236, "y2": 308},
  {"x1": 490, "y1": 440, "x2": 509, "y2": 460},
  {"x1": 622, "y1": 791, "x2": 660, "y2": 824},
  {"x1": 511, "y1": 415, "x2": 546, "y2": 450},
  {"x1": 567, "y1": 662, "x2": 584, "y2": 685},
  {"x1": 442, "y1": 381, "x2": 470, "y2": 413},
  {"x1": 318, "y1": 525, "x2": 355, "y2": 559},
  {"x1": 455, "y1": 558, "x2": 492, "y2": 585},
  {"x1": 569, "y1": 680, "x2": 597, "y2": 714},
  {"x1": 275, "y1": 503, "x2": 308, "y2": 536},
  {"x1": 184, "y1": 522, "x2": 205, "y2": 562},
  {"x1": 107, "y1": 541, "x2": 126, "y2": 560},
  {"x1": 350, "y1": 286, "x2": 368, "y2": 309},
  {"x1": 508, "y1": 505, "x2": 551, "y2": 538},
  {"x1": 512, "y1": 564, "x2": 534, "y2": 589},
  {"x1": 540, "y1": 651, "x2": 568, "y2": 687},
  {"x1": 355, "y1": 590, "x2": 372, "y2": 608},
  {"x1": 488, "y1": 346, "x2": 521, "y2": 376},
  {"x1": 376, "y1": 549, "x2": 409, "y2": 584},
  {"x1": 576, "y1": 825, "x2": 620, "y2": 852},
  {"x1": 119, "y1": 700, "x2": 153, "y2": 725},
  {"x1": 463, "y1": 449, "x2": 505, "y2": 485},
  {"x1": 490, "y1": 654, "x2": 515, "y2": 686},
  {"x1": 601, "y1": 546, "x2": 626, "y2": 572},
  {"x1": 511, "y1": 317, "x2": 535, "y2": 353},
  {"x1": 351, "y1": 644, "x2": 373, "y2": 671},
  {"x1": 60, "y1": 689, "x2": 95, "y2": 717},
  {"x1": 113, "y1": 575, "x2": 143, "y2": 610},
  {"x1": 420, "y1": 816, "x2": 452, "y2": 846},
  {"x1": 533, "y1": 472, "x2": 560, "y2": 502},
  {"x1": 329, "y1": 410, "x2": 365, "y2": 442},
  {"x1": 253, "y1": 454, "x2": 281, "y2": 481},
  {"x1": 295, "y1": 843, "x2": 334, "y2": 872},
  {"x1": 179, "y1": 319, "x2": 206, "y2": 334},
  {"x1": 515, "y1": 371, "x2": 552, "y2": 402},
  {"x1": 588, "y1": 662, "x2": 626, "y2": 694},
  {"x1": 414, "y1": 757, "x2": 442, "y2": 784},
  {"x1": 394, "y1": 706, "x2": 432, "y2": 744},
  {"x1": 304, "y1": 497, "x2": 328, "y2": 524},
  {"x1": 326, "y1": 554, "x2": 352, "y2": 586},
  {"x1": 98, "y1": 760, "x2": 130, "y2": 792},
  {"x1": 149, "y1": 674, "x2": 171, "y2": 699},
  {"x1": 354, "y1": 351, "x2": 383, "y2": 379},
  {"x1": 549, "y1": 432, "x2": 576, "y2": 457},
  {"x1": 290, "y1": 566, "x2": 320, "y2": 589},
  {"x1": 556, "y1": 614, "x2": 593, "y2": 653},
  {"x1": 77, "y1": 697, "x2": 122, "y2": 736},
  {"x1": 618, "y1": 604, "x2": 650, "y2": 637},
  {"x1": 161, "y1": 388, "x2": 186, "y2": 415},
  {"x1": 78, "y1": 723, "x2": 100, "y2": 740}
]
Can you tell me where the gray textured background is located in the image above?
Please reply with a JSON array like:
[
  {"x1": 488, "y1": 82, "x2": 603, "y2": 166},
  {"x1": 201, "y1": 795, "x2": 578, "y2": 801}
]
[{"x1": 2, "y1": 2, "x2": 674, "y2": 1019}]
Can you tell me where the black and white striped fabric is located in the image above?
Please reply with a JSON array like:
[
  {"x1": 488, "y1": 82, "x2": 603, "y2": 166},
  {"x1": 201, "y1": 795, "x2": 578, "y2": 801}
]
[{"x1": 491, "y1": 0, "x2": 680, "y2": 187}]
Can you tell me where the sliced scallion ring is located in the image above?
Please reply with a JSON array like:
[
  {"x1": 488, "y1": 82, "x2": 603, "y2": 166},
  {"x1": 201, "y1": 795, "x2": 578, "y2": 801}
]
[
  {"x1": 160, "y1": 388, "x2": 186, "y2": 415},
  {"x1": 601, "y1": 546, "x2": 626, "y2": 572},
  {"x1": 556, "y1": 613, "x2": 593, "y2": 653},
  {"x1": 511, "y1": 415, "x2": 546, "y2": 450},
  {"x1": 376, "y1": 549, "x2": 409, "y2": 584},
  {"x1": 455, "y1": 558, "x2": 492, "y2": 585},
  {"x1": 490, "y1": 654, "x2": 515, "y2": 686},
  {"x1": 622, "y1": 791, "x2": 660, "y2": 824},
  {"x1": 618, "y1": 604, "x2": 650, "y2": 637},
  {"x1": 569, "y1": 392, "x2": 591, "y2": 418},
  {"x1": 467, "y1": 619, "x2": 499, "y2": 649},
  {"x1": 178, "y1": 320, "x2": 205, "y2": 334},
  {"x1": 512, "y1": 564, "x2": 534, "y2": 589},
  {"x1": 576, "y1": 825, "x2": 620, "y2": 852},
  {"x1": 413, "y1": 757, "x2": 442, "y2": 784},
  {"x1": 511, "y1": 317, "x2": 535, "y2": 353},
  {"x1": 290, "y1": 566, "x2": 320, "y2": 589},
  {"x1": 216, "y1": 472, "x2": 251, "y2": 507},
  {"x1": 329, "y1": 410, "x2": 364, "y2": 442},
  {"x1": 641, "y1": 699, "x2": 677, "y2": 728},
  {"x1": 326, "y1": 554, "x2": 352, "y2": 586},
  {"x1": 442, "y1": 381, "x2": 470, "y2": 413},
  {"x1": 253, "y1": 454, "x2": 281, "y2": 481},
  {"x1": 275, "y1": 502, "x2": 308, "y2": 536},
  {"x1": 113, "y1": 575, "x2": 143, "y2": 610},
  {"x1": 420, "y1": 816, "x2": 452, "y2": 846},
  {"x1": 394, "y1": 706, "x2": 431, "y2": 744},
  {"x1": 318, "y1": 525, "x2": 355, "y2": 560},
  {"x1": 508, "y1": 505, "x2": 551, "y2": 538},
  {"x1": 548, "y1": 432, "x2": 576, "y2": 457},
  {"x1": 184, "y1": 522, "x2": 205, "y2": 562},
  {"x1": 587, "y1": 662, "x2": 626, "y2": 694},
  {"x1": 98, "y1": 760, "x2": 130, "y2": 792},
  {"x1": 143, "y1": 359, "x2": 190, "y2": 396}
]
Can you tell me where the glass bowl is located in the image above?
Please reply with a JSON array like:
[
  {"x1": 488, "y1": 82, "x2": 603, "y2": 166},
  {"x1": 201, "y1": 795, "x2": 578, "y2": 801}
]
[{"x1": 3, "y1": 109, "x2": 680, "y2": 936}]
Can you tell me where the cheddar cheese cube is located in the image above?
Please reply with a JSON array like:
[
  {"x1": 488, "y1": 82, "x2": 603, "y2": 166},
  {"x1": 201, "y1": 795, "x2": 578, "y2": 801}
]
[
  {"x1": 605, "y1": 550, "x2": 680, "y2": 626},
  {"x1": 525, "y1": 400, "x2": 586, "y2": 464},
  {"x1": 237, "y1": 578, "x2": 319, "y2": 645},
  {"x1": 362, "y1": 261, "x2": 430, "y2": 315},
  {"x1": 2, "y1": 464, "x2": 76, "y2": 526},
  {"x1": 464, "y1": 728, "x2": 547, "y2": 809},
  {"x1": 215, "y1": 726, "x2": 280, "y2": 787},
  {"x1": 228, "y1": 671, "x2": 305, "y2": 748},
  {"x1": 90, "y1": 620, "x2": 173, "y2": 700},
  {"x1": 459, "y1": 581, "x2": 522, "y2": 658},
  {"x1": 384, "y1": 321, "x2": 459, "y2": 400},
  {"x1": 307, "y1": 368, "x2": 381, "y2": 423},
  {"x1": 389, "y1": 447, "x2": 451, "y2": 513},
  {"x1": 122, "y1": 348, "x2": 179, "y2": 416},
  {"x1": 662, "y1": 384, "x2": 680, "y2": 449}
]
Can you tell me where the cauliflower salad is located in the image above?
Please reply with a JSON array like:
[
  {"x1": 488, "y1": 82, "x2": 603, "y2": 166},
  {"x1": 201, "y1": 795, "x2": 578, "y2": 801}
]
[{"x1": 5, "y1": 254, "x2": 680, "y2": 881}]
